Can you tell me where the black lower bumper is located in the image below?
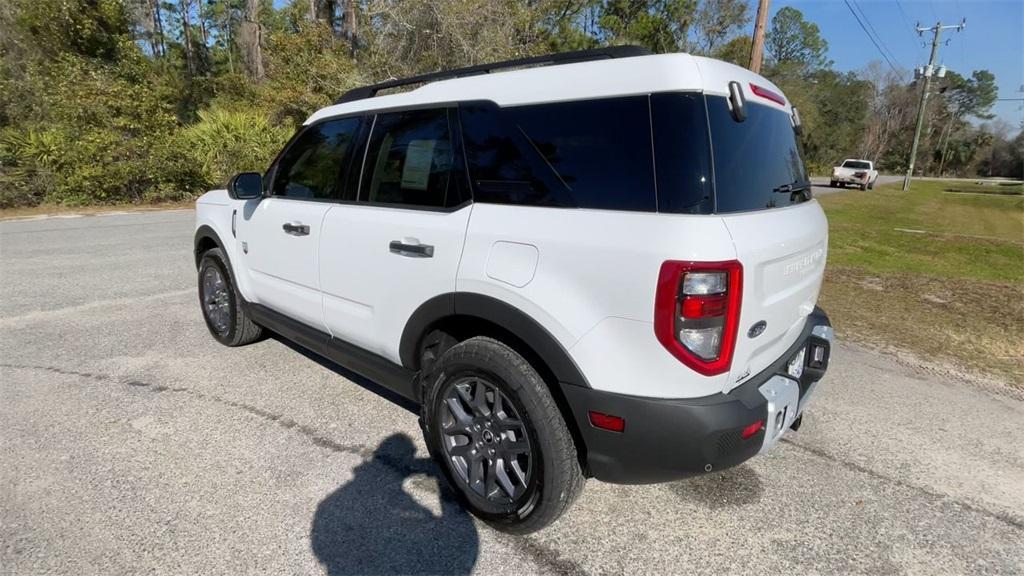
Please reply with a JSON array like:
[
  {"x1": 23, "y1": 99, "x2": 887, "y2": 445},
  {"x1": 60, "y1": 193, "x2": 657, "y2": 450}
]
[{"x1": 563, "y1": 307, "x2": 832, "y2": 484}]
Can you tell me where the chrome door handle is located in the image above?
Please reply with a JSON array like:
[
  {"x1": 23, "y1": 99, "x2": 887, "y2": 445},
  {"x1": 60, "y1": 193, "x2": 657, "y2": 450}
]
[
  {"x1": 389, "y1": 240, "x2": 434, "y2": 258},
  {"x1": 282, "y1": 222, "x2": 310, "y2": 236}
]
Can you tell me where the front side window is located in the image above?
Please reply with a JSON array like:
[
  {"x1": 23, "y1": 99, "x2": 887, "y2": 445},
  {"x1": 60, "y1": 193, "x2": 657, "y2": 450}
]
[
  {"x1": 272, "y1": 117, "x2": 361, "y2": 200},
  {"x1": 361, "y1": 108, "x2": 453, "y2": 208}
]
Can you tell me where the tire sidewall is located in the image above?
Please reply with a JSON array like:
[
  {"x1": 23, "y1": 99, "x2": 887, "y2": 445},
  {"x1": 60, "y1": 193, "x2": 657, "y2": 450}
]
[
  {"x1": 198, "y1": 249, "x2": 240, "y2": 346},
  {"x1": 421, "y1": 340, "x2": 557, "y2": 527}
]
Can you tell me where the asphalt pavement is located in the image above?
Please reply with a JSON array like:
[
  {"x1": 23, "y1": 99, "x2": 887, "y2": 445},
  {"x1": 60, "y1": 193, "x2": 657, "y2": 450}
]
[{"x1": 2, "y1": 210, "x2": 1022, "y2": 575}]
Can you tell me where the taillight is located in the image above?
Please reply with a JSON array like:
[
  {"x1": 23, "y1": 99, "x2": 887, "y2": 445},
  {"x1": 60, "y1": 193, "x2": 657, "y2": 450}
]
[{"x1": 654, "y1": 260, "x2": 743, "y2": 376}]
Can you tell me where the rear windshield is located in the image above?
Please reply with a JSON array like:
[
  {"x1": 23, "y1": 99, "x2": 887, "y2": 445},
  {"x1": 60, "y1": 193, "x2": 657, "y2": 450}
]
[
  {"x1": 705, "y1": 96, "x2": 810, "y2": 213},
  {"x1": 842, "y1": 160, "x2": 871, "y2": 169}
]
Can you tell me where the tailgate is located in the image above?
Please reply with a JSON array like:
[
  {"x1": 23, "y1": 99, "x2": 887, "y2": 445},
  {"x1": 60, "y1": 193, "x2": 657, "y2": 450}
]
[{"x1": 720, "y1": 201, "x2": 828, "y2": 391}]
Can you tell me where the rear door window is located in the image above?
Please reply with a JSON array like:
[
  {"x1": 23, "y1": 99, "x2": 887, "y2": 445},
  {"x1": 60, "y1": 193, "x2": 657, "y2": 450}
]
[
  {"x1": 460, "y1": 97, "x2": 656, "y2": 212},
  {"x1": 360, "y1": 108, "x2": 454, "y2": 208},
  {"x1": 706, "y1": 96, "x2": 810, "y2": 213}
]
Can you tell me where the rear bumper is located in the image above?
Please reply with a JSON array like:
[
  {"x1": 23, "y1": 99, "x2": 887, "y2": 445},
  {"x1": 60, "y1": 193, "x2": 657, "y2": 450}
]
[{"x1": 563, "y1": 307, "x2": 833, "y2": 484}]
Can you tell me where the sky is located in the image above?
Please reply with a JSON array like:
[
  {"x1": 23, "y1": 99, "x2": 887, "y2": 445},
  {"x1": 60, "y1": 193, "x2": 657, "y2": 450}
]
[{"x1": 772, "y1": 0, "x2": 1024, "y2": 129}]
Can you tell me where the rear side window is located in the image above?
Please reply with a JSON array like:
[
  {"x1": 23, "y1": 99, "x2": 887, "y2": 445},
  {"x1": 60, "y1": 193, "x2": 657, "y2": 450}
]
[
  {"x1": 706, "y1": 96, "x2": 809, "y2": 213},
  {"x1": 273, "y1": 118, "x2": 361, "y2": 200},
  {"x1": 361, "y1": 108, "x2": 453, "y2": 208},
  {"x1": 651, "y1": 93, "x2": 714, "y2": 214},
  {"x1": 461, "y1": 97, "x2": 656, "y2": 211}
]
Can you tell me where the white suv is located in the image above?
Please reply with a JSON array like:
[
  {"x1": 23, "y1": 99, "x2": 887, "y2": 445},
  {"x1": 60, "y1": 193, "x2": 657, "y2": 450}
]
[{"x1": 194, "y1": 47, "x2": 834, "y2": 533}]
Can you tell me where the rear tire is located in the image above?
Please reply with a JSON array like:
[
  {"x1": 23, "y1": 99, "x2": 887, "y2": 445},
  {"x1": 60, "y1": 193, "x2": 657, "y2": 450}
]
[
  {"x1": 198, "y1": 248, "x2": 263, "y2": 347},
  {"x1": 420, "y1": 337, "x2": 585, "y2": 534},
  {"x1": 860, "y1": 183, "x2": 868, "y2": 191},
  {"x1": 829, "y1": 180, "x2": 837, "y2": 188},
  {"x1": 868, "y1": 180, "x2": 875, "y2": 190}
]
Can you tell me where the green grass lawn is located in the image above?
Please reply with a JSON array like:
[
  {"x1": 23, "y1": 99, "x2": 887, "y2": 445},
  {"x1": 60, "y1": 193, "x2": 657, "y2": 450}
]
[
  {"x1": 822, "y1": 180, "x2": 1023, "y2": 283},
  {"x1": 818, "y1": 180, "x2": 1024, "y2": 386}
]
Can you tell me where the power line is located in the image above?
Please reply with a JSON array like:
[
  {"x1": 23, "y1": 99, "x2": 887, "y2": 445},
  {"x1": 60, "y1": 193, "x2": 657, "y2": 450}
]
[
  {"x1": 893, "y1": 0, "x2": 919, "y2": 50},
  {"x1": 842, "y1": 0, "x2": 902, "y2": 76},
  {"x1": 894, "y1": 0, "x2": 914, "y2": 31},
  {"x1": 851, "y1": 0, "x2": 904, "y2": 71}
]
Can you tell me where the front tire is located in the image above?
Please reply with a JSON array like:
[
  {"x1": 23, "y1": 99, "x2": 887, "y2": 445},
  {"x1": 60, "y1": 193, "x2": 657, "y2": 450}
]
[
  {"x1": 421, "y1": 337, "x2": 584, "y2": 534},
  {"x1": 198, "y1": 247, "x2": 263, "y2": 347}
]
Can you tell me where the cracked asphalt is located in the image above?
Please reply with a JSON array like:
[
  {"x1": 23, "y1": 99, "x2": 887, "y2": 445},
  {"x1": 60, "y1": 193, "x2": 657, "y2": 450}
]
[{"x1": 2, "y1": 210, "x2": 1023, "y2": 575}]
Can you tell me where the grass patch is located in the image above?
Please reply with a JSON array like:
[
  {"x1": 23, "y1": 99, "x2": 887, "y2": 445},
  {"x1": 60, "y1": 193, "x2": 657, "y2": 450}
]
[
  {"x1": 944, "y1": 182, "x2": 1023, "y2": 196},
  {"x1": 818, "y1": 180, "x2": 1024, "y2": 386}
]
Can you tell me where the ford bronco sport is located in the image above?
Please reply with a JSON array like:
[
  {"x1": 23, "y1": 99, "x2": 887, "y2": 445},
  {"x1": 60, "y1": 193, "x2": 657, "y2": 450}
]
[{"x1": 194, "y1": 46, "x2": 834, "y2": 533}]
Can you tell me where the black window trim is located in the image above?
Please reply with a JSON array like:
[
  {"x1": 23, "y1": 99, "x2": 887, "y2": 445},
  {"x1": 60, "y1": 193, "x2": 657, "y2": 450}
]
[{"x1": 262, "y1": 91, "x2": 809, "y2": 216}]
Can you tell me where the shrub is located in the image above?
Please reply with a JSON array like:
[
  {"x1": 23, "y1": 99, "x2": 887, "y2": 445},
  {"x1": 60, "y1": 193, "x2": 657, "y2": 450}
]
[
  {"x1": 180, "y1": 106, "x2": 294, "y2": 188},
  {"x1": 0, "y1": 128, "x2": 59, "y2": 208}
]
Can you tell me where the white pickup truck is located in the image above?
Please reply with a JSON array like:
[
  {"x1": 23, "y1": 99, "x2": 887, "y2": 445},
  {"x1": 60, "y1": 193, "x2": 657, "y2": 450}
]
[{"x1": 831, "y1": 159, "x2": 878, "y2": 190}]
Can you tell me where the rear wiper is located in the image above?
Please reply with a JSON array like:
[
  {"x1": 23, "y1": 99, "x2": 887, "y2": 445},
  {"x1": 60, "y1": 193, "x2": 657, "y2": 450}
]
[{"x1": 773, "y1": 180, "x2": 811, "y2": 194}]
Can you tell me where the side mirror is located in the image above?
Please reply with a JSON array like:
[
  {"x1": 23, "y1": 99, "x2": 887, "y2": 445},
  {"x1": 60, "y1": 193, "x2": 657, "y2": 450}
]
[{"x1": 229, "y1": 172, "x2": 264, "y2": 200}]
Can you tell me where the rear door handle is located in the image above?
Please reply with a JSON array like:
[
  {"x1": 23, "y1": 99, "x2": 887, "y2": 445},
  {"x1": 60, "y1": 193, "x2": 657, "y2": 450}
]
[
  {"x1": 389, "y1": 240, "x2": 434, "y2": 258},
  {"x1": 282, "y1": 222, "x2": 310, "y2": 236}
]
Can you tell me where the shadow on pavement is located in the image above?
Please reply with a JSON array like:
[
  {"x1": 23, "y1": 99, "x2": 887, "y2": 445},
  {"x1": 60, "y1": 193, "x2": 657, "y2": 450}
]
[
  {"x1": 269, "y1": 334, "x2": 418, "y2": 414},
  {"x1": 311, "y1": 433, "x2": 480, "y2": 576},
  {"x1": 666, "y1": 464, "x2": 764, "y2": 509}
]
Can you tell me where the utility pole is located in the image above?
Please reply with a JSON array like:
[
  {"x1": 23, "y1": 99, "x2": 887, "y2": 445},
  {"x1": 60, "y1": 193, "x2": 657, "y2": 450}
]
[
  {"x1": 903, "y1": 19, "x2": 965, "y2": 191},
  {"x1": 748, "y1": 0, "x2": 770, "y2": 74}
]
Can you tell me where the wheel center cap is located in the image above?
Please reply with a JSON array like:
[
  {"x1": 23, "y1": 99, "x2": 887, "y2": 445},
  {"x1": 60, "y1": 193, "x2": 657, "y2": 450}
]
[{"x1": 481, "y1": 429, "x2": 495, "y2": 444}]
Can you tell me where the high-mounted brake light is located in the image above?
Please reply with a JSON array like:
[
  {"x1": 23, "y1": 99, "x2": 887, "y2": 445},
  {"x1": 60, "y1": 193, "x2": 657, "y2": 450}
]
[
  {"x1": 654, "y1": 261, "x2": 743, "y2": 376},
  {"x1": 749, "y1": 83, "x2": 786, "y2": 106}
]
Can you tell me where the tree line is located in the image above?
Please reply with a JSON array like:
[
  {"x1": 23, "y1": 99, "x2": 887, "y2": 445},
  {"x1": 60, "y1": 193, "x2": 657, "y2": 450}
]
[{"x1": 0, "y1": 0, "x2": 1019, "y2": 208}]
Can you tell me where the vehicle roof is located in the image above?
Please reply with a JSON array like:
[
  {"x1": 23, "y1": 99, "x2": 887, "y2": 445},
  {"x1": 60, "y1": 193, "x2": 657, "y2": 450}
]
[{"x1": 305, "y1": 53, "x2": 790, "y2": 125}]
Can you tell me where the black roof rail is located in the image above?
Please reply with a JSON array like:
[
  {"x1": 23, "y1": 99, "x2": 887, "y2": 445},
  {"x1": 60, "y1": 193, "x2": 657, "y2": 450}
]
[{"x1": 334, "y1": 45, "x2": 652, "y2": 105}]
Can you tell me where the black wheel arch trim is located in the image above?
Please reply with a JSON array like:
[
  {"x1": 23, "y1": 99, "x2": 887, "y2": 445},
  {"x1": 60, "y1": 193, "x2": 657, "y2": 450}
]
[
  {"x1": 400, "y1": 292, "x2": 592, "y2": 389},
  {"x1": 194, "y1": 224, "x2": 226, "y2": 268}
]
